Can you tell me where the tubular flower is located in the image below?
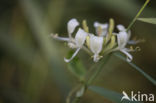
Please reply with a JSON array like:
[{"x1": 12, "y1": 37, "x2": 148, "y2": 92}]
[
  {"x1": 51, "y1": 19, "x2": 140, "y2": 63},
  {"x1": 89, "y1": 34, "x2": 103, "y2": 62},
  {"x1": 115, "y1": 24, "x2": 133, "y2": 62},
  {"x1": 51, "y1": 18, "x2": 88, "y2": 62},
  {"x1": 64, "y1": 28, "x2": 88, "y2": 62},
  {"x1": 52, "y1": 18, "x2": 79, "y2": 48}
]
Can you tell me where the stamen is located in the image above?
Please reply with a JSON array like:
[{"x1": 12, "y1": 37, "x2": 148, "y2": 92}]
[
  {"x1": 130, "y1": 46, "x2": 134, "y2": 51},
  {"x1": 51, "y1": 33, "x2": 70, "y2": 41},
  {"x1": 135, "y1": 46, "x2": 141, "y2": 51},
  {"x1": 127, "y1": 46, "x2": 141, "y2": 52}
]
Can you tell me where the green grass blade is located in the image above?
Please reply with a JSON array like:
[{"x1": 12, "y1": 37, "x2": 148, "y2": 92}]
[
  {"x1": 89, "y1": 86, "x2": 141, "y2": 103},
  {"x1": 137, "y1": 18, "x2": 156, "y2": 24},
  {"x1": 114, "y1": 53, "x2": 156, "y2": 86}
]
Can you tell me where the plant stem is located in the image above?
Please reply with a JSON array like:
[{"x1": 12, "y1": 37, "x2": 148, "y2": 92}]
[
  {"x1": 87, "y1": 54, "x2": 111, "y2": 85},
  {"x1": 126, "y1": 0, "x2": 150, "y2": 32},
  {"x1": 70, "y1": 55, "x2": 111, "y2": 103}
]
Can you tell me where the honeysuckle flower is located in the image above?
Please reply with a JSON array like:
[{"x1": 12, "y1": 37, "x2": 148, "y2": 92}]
[
  {"x1": 89, "y1": 34, "x2": 103, "y2": 62},
  {"x1": 51, "y1": 18, "x2": 88, "y2": 62},
  {"x1": 52, "y1": 18, "x2": 79, "y2": 49},
  {"x1": 94, "y1": 22, "x2": 108, "y2": 36},
  {"x1": 117, "y1": 31, "x2": 133, "y2": 62},
  {"x1": 117, "y1": 24, "x2": 131, "y2": 40},
  {"x1": 52, "y1": 19, "x2": 140, "y2": 63},
  {"x1": 64, "y1": 28, "x2": 88, "y2": 62},
  {"x1": 115, "y1": 24, "x2": 133, "y2": 62},
  {"x1": 117, "y1": 24, "x2": 141, "y2": 45}
]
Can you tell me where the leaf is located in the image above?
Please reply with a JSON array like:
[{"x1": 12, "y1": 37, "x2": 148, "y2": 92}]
[
  {"x1": 67, "y1": 51, "x2": 86, "y2": 79},
  {"x1": 137, "y1": 18, "x2": 156, "y2": 24},
  {"x1": 114, "y1": 53, "x2": 156, "y2": 86},
  {"x1": 89, "y1": 86, "x2": 141, "y2": 103}
]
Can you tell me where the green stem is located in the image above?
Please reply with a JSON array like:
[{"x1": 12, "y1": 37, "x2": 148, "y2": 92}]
[
  {"x1": 70, "y1": 55, "x2": 111, "y2": 103},
  {"x1": 87, "y1": 54, "x2": 111, "y2": 85},
  {"x1": 126, "y1": 0, "x2": 150, "y2": 32}
]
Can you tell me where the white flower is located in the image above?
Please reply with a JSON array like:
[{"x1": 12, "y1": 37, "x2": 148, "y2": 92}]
[
  {"x1": 51, "y1": 18, "x2": 88, "y2": 62},
  {"x1": 117, "y1": 24, "x2": 131, "y2": 40},
  {"x1": 52, "y1": 18, "x2": 79, "y2": 48},
  {"x1": 117, "y1": 31, "x2": 129, "y2": 49},
  {"x1": 117, "y1": 24, "x2": 126, "y2": 32},
  {"x1": 64, "y1": 28, "x2": 88, "y2": 62},
  {"x1": 94, "y1": 22, "x2": 108, "y2": 36},
  {"x1": 67, "y1": 18, "x2": 80, "y2": 38},
  {"x1": 89, "y1": 34, "x2": 103, "y2": 62},
  {"x1": 115, "y1": 24, "x2": 133, "y2": 62}
]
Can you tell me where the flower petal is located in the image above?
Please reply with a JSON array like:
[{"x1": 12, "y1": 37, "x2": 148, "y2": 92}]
[
  {"x1": 117, "y1": 31, "x2": 128, "y2": 48},
  {"x1": 117, "y1": 24, "x2": 126, "y2": 32},
  {"x1": 75, "y1": 28, "x2": 88, "y2": 47},
  {"x1": 120, "y1": 49, "x2": 133, "y2": 62},
  {"x1": 117, "y1": 25, "x2": 131, "y2": 40},
  {"x1": 64, "y1": 48, "x2": 81, "y2": 62},
  {"x1": 90, "y1": 34, "x2": 103, "y2": 54},
  {"x1": 94, "y1": 22, "x2": 108, "y2": 36},
  {"x1": 67, "y1": 18, "x2": 79, "y2": 37}
]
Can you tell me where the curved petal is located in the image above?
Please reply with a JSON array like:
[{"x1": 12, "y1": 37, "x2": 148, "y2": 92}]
[
  {"x1": 64, "y1": 48, "x2": 81, "y2": 62},
  {"x1": 117, "y1": 31, "x2": 128, "y2": 48},
  {"x1": 67, "y1": 18, "x2": 79, "y2": 37},
  {"x1": 90, "y1": 34, "x2": 103, "y2": 54},
  {"x1": 117, "y1": 24, "x2": 126, "y2": 32},
  {"x1": 75, "y1": 28, "x2": 88, "y2": 47},
  {"x1": 120, "y1": 49, "x2": 133, "y2": 62}
]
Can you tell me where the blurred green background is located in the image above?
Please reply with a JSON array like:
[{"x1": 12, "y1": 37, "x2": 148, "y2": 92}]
[{"x1": 0, "y1": 0, "x2": 155, "y2": 103}]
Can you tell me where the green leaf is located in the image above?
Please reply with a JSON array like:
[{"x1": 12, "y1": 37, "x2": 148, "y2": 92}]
[
  {"x1": 137, "y1": 18, "x2": 156, "y2": 24},
  {"x1": 114, "y1": 53, "x2": 156, "y2": 86},
  {"x1": 67, "y1": 51, "x2": 86, "y2": 80},
  {"x1": 89, "y1": 86, "x2": 141, "y2": 103}
]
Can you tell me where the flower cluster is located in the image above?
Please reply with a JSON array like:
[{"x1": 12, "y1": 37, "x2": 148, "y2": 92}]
[{"x1": 51, "y1": 18, "x2": 140, "y2": 62}]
